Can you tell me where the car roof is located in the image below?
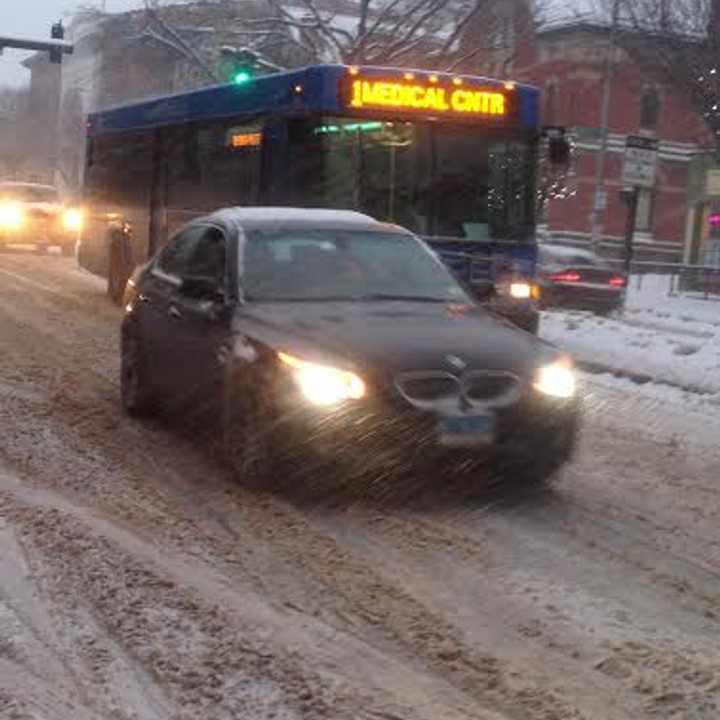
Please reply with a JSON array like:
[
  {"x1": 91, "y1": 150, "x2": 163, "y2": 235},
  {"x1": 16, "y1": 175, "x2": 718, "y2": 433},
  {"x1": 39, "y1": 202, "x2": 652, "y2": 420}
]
[
  {"x1": 203, "y1": 207, "x2": 403, "y2": 233},
  {"x1": 540, "y1": 243, "x2": 597, "y2": 259}
]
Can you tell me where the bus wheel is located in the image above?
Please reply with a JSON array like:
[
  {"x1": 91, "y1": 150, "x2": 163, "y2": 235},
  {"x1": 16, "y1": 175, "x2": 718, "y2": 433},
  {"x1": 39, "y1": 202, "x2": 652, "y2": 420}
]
[{"x1": 108, "y1": 234, "x2": 132, "y2": 305}]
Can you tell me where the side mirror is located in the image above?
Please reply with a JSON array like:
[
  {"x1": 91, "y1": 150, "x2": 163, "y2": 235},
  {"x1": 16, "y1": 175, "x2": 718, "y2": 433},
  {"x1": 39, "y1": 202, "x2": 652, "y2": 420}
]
[
  {"x1": 180, "y1": 276, "x2": 224, "y2": 302},
  {"x1": 543, "y1": 126, "x2": 571, "y2": 165}
]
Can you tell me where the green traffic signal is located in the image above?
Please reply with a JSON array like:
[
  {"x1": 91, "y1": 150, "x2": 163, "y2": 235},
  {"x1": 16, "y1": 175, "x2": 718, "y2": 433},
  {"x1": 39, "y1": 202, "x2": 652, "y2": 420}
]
[{"x1": 231, "y1": 69, "x2": 252, "y2": 85}]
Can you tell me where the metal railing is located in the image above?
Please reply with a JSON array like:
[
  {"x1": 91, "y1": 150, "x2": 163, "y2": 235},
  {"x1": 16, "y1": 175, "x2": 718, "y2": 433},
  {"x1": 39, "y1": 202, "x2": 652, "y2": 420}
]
[{"x1": 602, "y1": 260, "x2": 720, "y2": 299}]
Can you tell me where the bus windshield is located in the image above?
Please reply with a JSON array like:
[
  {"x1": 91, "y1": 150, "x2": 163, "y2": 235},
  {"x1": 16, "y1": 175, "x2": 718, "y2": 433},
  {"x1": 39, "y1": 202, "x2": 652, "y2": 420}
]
[
  {"x1": 287, "y1": 118, "x2": 536, "y2": 242},
  {"x1": 243, "y1": 228, "x2": 469, "y2": 303}
]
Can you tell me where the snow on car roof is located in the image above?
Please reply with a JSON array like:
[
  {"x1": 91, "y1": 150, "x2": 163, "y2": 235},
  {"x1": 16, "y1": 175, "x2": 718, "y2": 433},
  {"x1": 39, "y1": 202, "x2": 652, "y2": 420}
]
[{"x1": 207, "y1": 207, "x2": 388, "y2": 231}]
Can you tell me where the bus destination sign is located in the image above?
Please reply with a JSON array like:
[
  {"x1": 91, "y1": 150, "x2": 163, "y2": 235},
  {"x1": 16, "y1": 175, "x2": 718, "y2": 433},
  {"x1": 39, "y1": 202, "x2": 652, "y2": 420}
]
[{"x1": 348, "y1": 74, "x2": 508, "y2": 117}]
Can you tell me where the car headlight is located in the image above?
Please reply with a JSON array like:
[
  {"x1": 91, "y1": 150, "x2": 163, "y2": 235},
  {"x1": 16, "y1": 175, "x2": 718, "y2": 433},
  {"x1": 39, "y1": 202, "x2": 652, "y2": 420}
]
[
  {"x1": 0, "y1": 203, "x2": 24, "y2": 230},
  {"x1": 278, "y1": 352, "x2": 366, "y2": 406},
  {"x1": 62, "y1": 208, "x2": 83, "y2": 232},
  {"x1": 509, "y1": 282, "x2": 533, "y2": 299},
  {"x1": 533, "y1": 357, "x2": 576, "y2": 398}
]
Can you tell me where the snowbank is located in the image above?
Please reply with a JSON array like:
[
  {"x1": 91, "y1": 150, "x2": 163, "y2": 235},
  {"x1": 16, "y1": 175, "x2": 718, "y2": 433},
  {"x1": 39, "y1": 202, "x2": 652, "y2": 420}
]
[{"x1": 540, "y1": 274, "x2": 720, "y2": 394}]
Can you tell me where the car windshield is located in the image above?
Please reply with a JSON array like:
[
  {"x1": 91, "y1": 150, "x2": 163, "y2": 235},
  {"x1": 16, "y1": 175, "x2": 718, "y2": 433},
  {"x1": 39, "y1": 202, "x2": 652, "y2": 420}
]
[
  {"x1": 0, "y1": 184, "x2": 59, "y2": 203},
  {"x1": 243, "y1": 228, "x2": 470, "y2": 303}
]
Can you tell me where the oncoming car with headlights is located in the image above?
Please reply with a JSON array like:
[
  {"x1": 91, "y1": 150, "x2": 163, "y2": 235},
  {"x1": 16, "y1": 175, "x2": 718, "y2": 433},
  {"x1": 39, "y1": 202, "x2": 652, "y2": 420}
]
[
  {"x1": 0, "y1": 182, "x2": 83, "y2": 256},
  {"x1": 121, "y1": 208, "x2": 579, "y2": 487}
]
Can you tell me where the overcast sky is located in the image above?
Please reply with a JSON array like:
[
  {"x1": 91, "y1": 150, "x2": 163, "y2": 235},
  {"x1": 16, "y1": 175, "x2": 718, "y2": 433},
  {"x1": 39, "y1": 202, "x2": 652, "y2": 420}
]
[{"x1": 0, "y1": 0, "x2": 141, "y2": 88}]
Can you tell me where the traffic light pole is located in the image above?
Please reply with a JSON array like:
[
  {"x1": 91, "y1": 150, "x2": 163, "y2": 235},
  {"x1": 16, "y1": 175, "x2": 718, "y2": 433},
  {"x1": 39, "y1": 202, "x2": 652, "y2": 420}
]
[{"x1": 0, "y1": 33, "x2": 73, "y2": 63}]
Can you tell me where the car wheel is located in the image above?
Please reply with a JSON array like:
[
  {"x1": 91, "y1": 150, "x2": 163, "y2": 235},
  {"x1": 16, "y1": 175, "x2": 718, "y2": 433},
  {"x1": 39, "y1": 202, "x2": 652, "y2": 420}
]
[
  {"x1": 498, "y1": 422, "x2": 578, "y2": 487},
  {"x1": 222, "y1": 382, "x2": 279, "y2": 488},
  {"x1": 121, "y1": 330, "x2": 157, "y2": 417}
]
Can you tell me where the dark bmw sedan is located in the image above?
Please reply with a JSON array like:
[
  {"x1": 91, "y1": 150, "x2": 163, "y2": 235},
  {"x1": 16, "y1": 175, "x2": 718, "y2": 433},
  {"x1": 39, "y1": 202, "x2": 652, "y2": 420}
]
[{"x1": 121, "y1": 209, "x2": 580, "y2": 488}]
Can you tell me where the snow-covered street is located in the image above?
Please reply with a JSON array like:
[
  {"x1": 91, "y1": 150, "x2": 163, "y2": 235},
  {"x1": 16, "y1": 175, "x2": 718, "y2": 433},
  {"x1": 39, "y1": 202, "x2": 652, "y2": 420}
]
[
  {"x1": 1, "y1": 254, "x2": 720, "y2": 720},
  {"x1": 541, "y1": 273, "x2": 720, "y2": 395}
]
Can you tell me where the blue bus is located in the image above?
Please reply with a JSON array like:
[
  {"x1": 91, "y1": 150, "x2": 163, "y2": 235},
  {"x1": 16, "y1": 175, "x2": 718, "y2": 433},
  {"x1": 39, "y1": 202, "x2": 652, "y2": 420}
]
[{"x1": 80, "y1": 64, "x2": 553, "y2": 329}]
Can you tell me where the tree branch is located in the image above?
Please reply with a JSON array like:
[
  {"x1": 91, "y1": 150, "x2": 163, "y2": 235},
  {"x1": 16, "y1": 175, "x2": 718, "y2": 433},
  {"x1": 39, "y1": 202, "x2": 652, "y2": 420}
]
[
  {"x1": 438, "y1": 0, "x2": 486, "y2": 55},
  {"x1": 143, "y1": 4, "x2": 219, "y2": 83}
]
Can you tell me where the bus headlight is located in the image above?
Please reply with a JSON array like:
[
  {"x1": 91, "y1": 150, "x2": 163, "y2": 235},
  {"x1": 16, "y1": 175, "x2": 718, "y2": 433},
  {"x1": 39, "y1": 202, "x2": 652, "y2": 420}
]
[
  {"x1": 509, "y1": 282, "x2": 533, "y2": 299},
  {"x1": 497, "y1": 280, "x2": 539, "y2": 301},
  {"x1": 0, "y1": 203, "x2": 24, "y2": 230},
  {"x1": 279, "y1": 352, "x2": 366, "y2": 406},
  {"x1": 62, "y1": 208, "x2": 84, "y2": 232},
  {"x1": 533, "y1": 357, "x2": 576, "y2": 399}
]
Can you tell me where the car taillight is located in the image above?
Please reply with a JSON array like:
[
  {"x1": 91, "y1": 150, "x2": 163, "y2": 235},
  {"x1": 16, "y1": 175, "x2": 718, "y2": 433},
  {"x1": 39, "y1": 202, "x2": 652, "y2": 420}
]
[
  {"x1": 550, "y1": 270, "x2": 581, "y2": 282},
  {"x1": 609, "y1": 276, "x2": 626, "y2": 287}
]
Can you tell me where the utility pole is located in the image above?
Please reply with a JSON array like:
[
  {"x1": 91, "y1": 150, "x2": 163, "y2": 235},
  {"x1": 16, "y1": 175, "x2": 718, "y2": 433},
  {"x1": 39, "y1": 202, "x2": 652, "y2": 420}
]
[{"x1": 590, "y1": 0, "x2": 621, "y2": 252}]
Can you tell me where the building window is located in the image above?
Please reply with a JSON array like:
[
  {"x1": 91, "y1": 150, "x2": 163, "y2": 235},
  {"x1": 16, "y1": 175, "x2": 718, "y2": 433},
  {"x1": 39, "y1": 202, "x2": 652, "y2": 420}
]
[
  {"x1": 635, "y1": 189, "x2": 654, "y2": 232},
  {"x1": 640, "y1": 87, "x2": 660, "y2": 131}
]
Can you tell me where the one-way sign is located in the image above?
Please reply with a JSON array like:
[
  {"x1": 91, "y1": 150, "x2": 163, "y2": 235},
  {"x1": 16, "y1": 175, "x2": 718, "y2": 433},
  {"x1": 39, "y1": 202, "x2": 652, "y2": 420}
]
[{"x1": 622, "y1": 135, "x2": 658, "y2": 188}]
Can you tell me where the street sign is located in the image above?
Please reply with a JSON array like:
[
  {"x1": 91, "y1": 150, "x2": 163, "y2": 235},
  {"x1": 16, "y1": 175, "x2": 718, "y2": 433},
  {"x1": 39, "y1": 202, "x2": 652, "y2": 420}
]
[
  {"x1": 706, "y1": 169, "x2": 720, "y2": 197},
  {"x1": 622, "y1": 135, "x2": 658, "y2": 188}
]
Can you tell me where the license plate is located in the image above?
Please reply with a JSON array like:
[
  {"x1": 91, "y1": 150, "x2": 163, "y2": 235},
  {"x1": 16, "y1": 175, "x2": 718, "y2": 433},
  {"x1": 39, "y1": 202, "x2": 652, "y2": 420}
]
[{"x1": 438, "y1": 414, "x2": 495, "y2": 447}]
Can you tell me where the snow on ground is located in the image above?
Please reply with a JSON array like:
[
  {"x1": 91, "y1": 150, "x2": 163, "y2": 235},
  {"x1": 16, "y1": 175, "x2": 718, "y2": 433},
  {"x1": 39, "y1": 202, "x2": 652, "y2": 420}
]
[{"x1": 540, "y1": 274, "x2": 720, "y2": 395}]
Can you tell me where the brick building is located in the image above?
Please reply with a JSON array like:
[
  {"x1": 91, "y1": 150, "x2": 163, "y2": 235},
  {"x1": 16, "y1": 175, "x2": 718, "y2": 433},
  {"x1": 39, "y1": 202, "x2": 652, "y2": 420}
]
[{"x1": 516, "y1": 20, "x2": 713, "y2": 262}]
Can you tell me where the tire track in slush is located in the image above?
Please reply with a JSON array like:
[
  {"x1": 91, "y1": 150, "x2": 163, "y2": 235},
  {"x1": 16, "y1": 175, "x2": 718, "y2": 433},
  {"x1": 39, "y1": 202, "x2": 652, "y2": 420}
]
[{"x1": 2, "y1": 255, "x2": 720, "y2": 720}]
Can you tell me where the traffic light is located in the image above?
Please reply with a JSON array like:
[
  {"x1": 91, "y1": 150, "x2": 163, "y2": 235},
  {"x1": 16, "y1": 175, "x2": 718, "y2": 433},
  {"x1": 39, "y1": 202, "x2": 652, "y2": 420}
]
[
  {"x1": 221, "y1": 47, "x2": 282, "y2": 86},
  {"x1": 230, "y1": 67, "x2": 253, "y2": 85},
  {"x1": 49, "y1": 21, "x2": 64, "y2": 64}
]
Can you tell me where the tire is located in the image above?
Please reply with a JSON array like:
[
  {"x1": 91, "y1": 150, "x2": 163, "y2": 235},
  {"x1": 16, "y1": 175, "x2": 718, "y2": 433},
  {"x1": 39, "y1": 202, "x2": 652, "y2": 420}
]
[
  {"x1": 108, "y1": 234, "x2": 132, "y2": 306},
  {"x1": 497, "y1": 420, "x2": 578, "y2": 487},
  {"x1": 222, "y1": 376, "x2": 283, "y2": 489},
  {"x1": 121, "y1": 329, "x2": 157, "y2": 417}
]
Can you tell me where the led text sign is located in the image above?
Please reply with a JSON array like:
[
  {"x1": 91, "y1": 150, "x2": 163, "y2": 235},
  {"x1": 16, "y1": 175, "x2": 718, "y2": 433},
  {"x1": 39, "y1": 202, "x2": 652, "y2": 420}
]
[
  {"x1": 349, "y1": 77, "x2": 507, "y2": 117},
  {"x1": 228, "y1": 131, "x2": 262, "y2": 148}
]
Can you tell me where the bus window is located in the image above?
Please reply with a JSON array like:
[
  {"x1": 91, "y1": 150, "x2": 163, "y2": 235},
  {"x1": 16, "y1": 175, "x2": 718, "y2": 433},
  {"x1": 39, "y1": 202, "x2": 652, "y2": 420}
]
[
  {"x1": 285, "y1": 117, "x2": 535, "y2": 242},
  {"x1": 84, "y1": 130, "x2": 153, "y2": 209},
  {"x1": 165, "y1": 120, "x2": 262, "y2": 214}
]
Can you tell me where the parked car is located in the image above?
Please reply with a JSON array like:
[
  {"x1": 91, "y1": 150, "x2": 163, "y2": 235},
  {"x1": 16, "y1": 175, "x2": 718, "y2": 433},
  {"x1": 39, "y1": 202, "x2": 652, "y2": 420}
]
[
  {"x1": 537, "y1": 244, "x2": 626, "y2": 315},
  {"x1": 121, "y1": 208, "x2": 580, "y2": 489},
  {"x1": 0, "y1": 182, "x2": 83, "y2": 256}
]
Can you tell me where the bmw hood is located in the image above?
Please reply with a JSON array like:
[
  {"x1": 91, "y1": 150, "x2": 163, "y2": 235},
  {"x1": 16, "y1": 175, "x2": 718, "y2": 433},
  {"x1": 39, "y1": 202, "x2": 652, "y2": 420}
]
[{"x1": 237, "y1": 301, "x2": 557, "y2": 379}]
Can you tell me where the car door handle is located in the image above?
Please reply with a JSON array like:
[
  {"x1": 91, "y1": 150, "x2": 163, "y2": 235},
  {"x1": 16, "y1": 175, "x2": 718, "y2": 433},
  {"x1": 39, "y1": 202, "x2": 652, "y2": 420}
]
[{"x1": 168, "y1": 305, "x2": 182, "y2": 319}]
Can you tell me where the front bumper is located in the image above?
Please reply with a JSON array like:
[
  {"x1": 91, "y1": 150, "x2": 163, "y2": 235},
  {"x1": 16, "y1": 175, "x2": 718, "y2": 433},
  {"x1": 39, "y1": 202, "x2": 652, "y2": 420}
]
[
  {"x1": 540, "y1": 284, "x2": 624, "y2": 313},
  {"x1": 0, "y1": 218, "x2": 75, "y2": 247},
  {"x1": 270, "y1": 385, "x2": 579, "y2": 479}
]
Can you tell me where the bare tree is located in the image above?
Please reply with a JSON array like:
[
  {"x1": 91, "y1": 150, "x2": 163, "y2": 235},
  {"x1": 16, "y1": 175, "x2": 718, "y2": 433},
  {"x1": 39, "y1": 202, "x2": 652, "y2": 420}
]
[
  {"x1": 130, "y1": 0, "x2": 547, "y2": 79},
  {"x1": 587, "y1": 0, "x2": 719, "y2": 147}
]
